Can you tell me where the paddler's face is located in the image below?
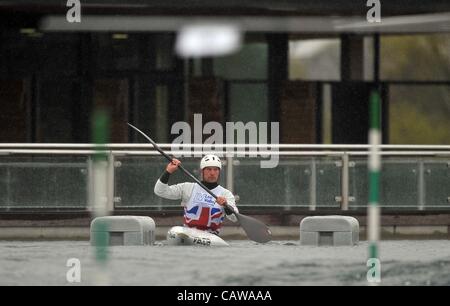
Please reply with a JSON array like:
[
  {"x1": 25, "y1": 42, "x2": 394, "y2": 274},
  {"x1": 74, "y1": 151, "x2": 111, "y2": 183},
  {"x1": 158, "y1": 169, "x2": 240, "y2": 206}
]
[{"x1": 202, "y1": 167, "x2": 220, "y2": 183}]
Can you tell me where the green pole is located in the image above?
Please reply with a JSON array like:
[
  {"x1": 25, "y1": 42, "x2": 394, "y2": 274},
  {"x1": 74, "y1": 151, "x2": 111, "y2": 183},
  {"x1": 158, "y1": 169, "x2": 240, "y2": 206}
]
[
  {"x1": 91, "y1": 108, "x2": 110, "y2": 264},
  {"x1": 368, "y1": 91, "x2": 381, "y2": 261}
]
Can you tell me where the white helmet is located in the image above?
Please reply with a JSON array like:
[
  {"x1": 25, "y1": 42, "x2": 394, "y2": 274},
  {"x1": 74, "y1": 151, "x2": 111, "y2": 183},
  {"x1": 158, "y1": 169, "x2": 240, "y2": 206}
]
[{"x1": 200, "y1": 154, "x2": 222, "y2": 170}]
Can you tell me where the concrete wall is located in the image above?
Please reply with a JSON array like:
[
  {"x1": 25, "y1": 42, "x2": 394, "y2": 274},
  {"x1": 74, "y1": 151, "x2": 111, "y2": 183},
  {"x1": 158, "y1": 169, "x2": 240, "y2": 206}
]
[
  {"x1": 1, "y1": 211, "x2": 449, "y2": 240},
  {"x1": 0, "y1": 225, "x2": 448, "y2": 240}
]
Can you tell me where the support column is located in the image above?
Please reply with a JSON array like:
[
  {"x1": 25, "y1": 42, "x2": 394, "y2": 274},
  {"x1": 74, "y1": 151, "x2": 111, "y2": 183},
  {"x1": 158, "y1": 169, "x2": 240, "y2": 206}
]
[
  {"x1": 267, "y1": 34, "x2": 288, "y2": 125},
  {"x1": 333, "y1": 34, "x2": 371, "y2": 144},
  {"x1": 341, "y1": 34, "x2": 364, "y2": 81}
]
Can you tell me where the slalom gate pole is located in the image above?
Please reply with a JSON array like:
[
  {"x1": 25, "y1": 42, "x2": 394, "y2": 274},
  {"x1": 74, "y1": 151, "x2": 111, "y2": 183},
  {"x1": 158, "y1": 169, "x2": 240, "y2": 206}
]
[
  {"x1": 368, "y1": 90, "x2": 382, "y2": 284},
  {"x1": 91, "y1": 108, "x2": 111, "y2": 284}
]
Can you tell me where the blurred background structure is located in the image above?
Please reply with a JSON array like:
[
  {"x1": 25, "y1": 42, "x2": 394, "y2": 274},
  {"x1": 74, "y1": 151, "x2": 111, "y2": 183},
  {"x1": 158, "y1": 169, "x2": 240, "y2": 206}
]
[
  {"x1": 0, "y1": 0, "x2": 449, "y2": 145},
  {"x1": 0, "y1": 0, "x2": 449, "y2": 239}
]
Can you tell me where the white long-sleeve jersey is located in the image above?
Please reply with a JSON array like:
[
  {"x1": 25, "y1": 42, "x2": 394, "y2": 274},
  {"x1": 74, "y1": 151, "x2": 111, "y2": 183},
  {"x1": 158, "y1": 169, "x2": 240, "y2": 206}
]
[{"x1": 154, "y1": 180, "x2": 239, "y2": 227}]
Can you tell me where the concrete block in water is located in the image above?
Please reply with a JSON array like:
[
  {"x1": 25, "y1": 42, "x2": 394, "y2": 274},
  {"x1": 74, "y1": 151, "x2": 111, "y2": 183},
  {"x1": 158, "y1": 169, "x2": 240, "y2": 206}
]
[
  {"x1": 300, "y1": 216, "x2": 359, "y2": 246},
  {"x1": 90, "y1": 216, "x2": 155, "y2": 246}
]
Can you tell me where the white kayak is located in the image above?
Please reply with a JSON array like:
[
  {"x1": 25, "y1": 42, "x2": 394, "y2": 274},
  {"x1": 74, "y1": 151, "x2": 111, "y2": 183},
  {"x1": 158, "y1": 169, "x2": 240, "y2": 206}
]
[{"x1": 166, "y1": 226, "x2": 229, "y2": 247}]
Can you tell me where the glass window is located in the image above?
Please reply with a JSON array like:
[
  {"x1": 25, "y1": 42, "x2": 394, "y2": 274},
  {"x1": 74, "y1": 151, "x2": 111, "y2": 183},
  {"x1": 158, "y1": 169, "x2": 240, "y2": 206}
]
[
  {"x1": 289, "y1": 38, "x2": 340, "y2": 81},
  {"x1": 213, "y1": 42, "x2": 268, "y2": 80},
  {"x1": 228, "y1": 84, "x2": 268, "y2": 124},
  {"x1": 95, "y1": 34, "x2": 140, "y2": 72},
  {"x1": 381, "y1": 34, "x2": 450, "y2": 81},
  {"x1": 93, "y1": 79, "x2": 130, "y2": 143},
  {"x1": 389, "y1": 85, "x2": 450, "y2": 144},
  {"x1": 38, "y1": 80, "x2": 79, "y2": 142},
  {"x1": 154, "y1": 34, "x2": 176, "y2": 71}
]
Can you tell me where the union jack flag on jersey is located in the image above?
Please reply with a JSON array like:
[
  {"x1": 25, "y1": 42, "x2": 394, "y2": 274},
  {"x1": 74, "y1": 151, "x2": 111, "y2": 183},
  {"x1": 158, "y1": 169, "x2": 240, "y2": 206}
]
[{"x1": 183, "y1": 186, "x2": 225, "y2": 233}]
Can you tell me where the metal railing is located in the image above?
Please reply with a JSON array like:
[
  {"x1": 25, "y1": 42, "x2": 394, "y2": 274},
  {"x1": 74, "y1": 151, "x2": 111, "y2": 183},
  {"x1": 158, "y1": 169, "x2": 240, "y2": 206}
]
[{"x1": 0, "y1": 144, "x2": 449, "y2": 212}]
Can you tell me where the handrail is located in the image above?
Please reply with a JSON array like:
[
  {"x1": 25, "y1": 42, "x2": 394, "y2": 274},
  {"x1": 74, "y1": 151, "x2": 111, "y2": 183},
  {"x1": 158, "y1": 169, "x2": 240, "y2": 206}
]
[
  {"x1": 0, "y1": 144, "x2": 448, "y2": 212},
  {"x1": 0, "y1": 149, "x2": 450, "y2": 156},
  {"x1": 0, "y1": 143, "x2": 449, "y2": 150}
]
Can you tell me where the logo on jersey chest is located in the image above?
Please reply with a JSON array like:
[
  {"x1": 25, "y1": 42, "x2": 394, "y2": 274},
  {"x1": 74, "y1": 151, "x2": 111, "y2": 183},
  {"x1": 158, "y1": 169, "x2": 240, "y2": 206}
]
[{"x1": 193, "y1": 192, "x2": 215, "y2": 206}]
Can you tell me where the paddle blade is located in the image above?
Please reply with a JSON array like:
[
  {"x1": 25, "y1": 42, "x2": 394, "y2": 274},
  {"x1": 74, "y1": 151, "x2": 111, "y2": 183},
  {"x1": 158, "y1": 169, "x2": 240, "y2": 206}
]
[{"x1": 235, "y1": 213, "x2": 272, "y2": 243}]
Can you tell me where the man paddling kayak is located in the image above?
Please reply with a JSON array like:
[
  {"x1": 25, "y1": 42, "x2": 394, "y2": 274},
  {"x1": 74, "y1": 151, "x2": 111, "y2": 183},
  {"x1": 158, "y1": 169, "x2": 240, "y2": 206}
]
[{"x1": 154, "y1": 154, "x2": 239, "y2": 235}]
